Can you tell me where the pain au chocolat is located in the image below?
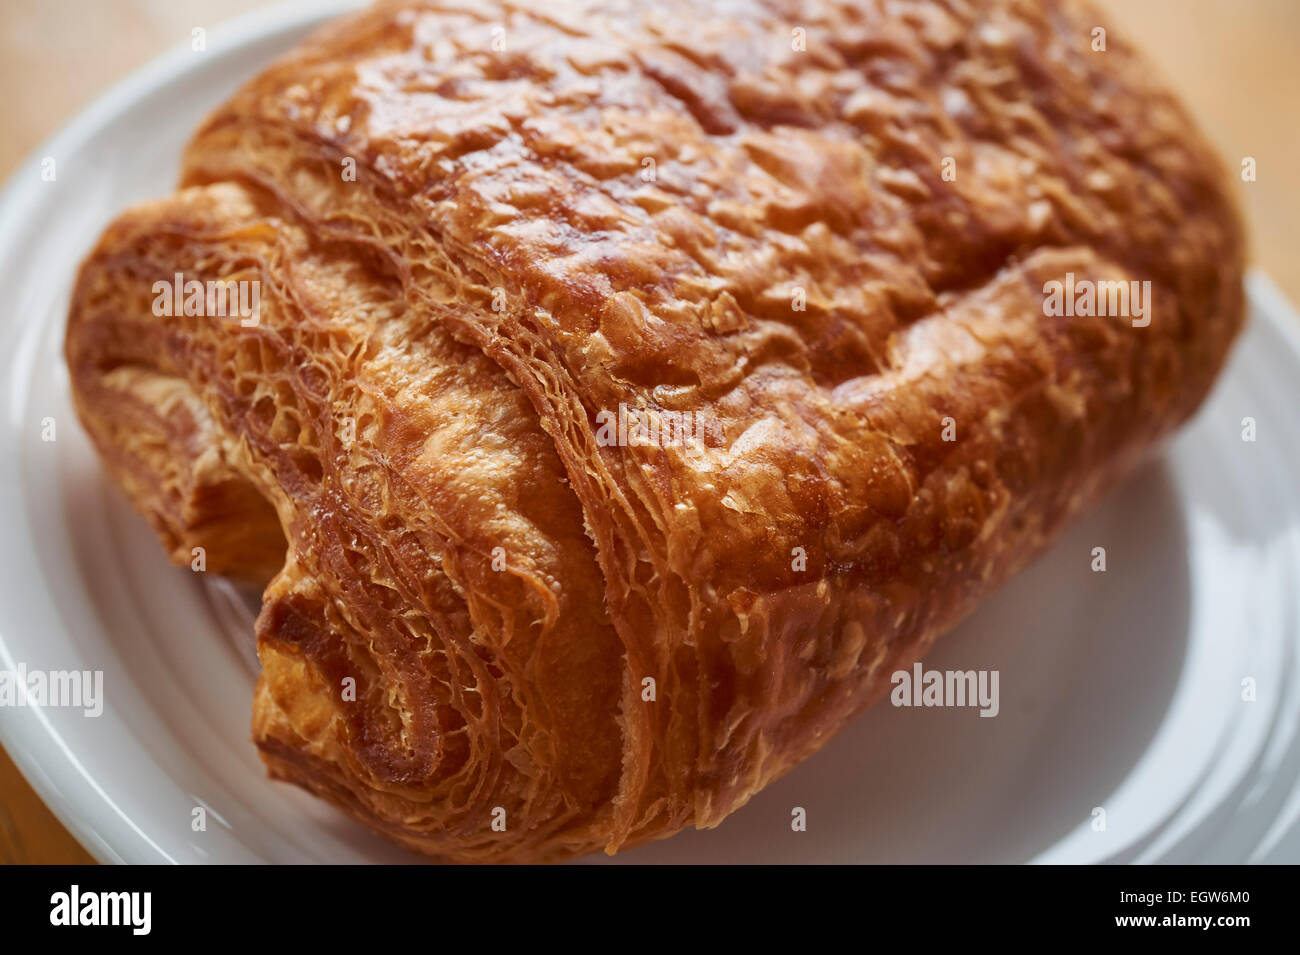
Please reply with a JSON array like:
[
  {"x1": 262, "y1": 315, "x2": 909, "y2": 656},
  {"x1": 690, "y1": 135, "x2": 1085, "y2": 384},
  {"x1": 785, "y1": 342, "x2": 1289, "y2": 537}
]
[{"x1": 65, "y1": 0, "x2": 1245, "y2": 862}]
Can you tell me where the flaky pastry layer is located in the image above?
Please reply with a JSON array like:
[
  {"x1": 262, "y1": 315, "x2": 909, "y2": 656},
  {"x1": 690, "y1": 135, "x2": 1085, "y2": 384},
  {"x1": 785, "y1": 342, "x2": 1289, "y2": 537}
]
[{"x1": 66, "y1": 0, "x2": 1244, "y2": 861}]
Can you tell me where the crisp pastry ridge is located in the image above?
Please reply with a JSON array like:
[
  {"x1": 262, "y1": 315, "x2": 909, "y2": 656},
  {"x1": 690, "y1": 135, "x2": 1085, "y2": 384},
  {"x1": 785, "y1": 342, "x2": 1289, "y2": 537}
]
[{"x1": 65, "y1": 0, "x2": 1245, "y2": 862}]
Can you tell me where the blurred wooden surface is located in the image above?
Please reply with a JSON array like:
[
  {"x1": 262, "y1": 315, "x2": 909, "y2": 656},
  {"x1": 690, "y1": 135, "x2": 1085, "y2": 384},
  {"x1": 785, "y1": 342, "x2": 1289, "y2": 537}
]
[
  {"x1": 0, "y1": 746, "x2": 95, "y2": 863},
  {"x1": 0, "y1": 0, "x2": 1296, "y2": 864}
]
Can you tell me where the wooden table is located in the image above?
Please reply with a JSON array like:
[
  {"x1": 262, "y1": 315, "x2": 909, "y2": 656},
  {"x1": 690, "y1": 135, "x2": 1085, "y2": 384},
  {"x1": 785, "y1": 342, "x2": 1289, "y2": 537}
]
[{"x1": 1, "y1": 0, "x2": 1296, "y2": 864}]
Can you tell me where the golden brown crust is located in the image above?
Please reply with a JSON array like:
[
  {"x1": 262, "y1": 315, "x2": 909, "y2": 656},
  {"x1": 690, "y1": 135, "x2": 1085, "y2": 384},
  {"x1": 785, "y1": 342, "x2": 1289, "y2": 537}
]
[{"x1": 66, "y1": 0, "x2": 1244, "y2": 861}]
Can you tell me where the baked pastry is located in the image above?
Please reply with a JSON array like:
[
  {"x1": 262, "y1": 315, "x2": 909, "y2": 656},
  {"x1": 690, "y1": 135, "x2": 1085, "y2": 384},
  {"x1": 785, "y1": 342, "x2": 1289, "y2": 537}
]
[{"x1": 65, "y1": 0, "x2": 1245, "y2": 862}]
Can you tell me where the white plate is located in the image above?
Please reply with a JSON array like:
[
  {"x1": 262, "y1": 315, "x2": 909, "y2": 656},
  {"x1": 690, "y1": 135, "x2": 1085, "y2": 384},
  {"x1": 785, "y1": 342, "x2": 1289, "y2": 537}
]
[{"x1": 1, "y1": 0, "x2": 1298, "y2": 865}]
